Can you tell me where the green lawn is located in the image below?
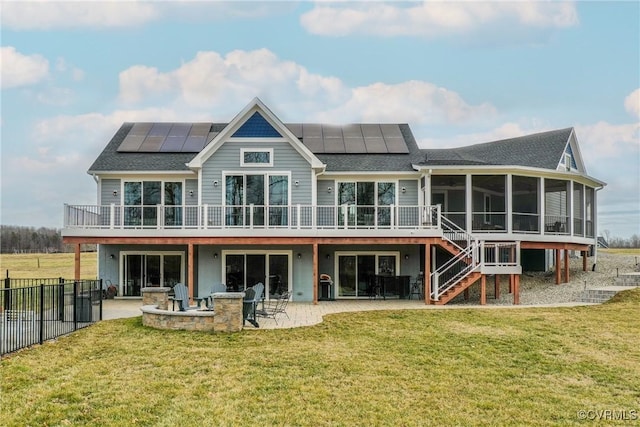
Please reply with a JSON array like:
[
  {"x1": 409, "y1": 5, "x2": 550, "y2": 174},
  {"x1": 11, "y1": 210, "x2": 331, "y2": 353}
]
[{"x1": 2, "y1": 289, "x2": 640, "y2": 426}]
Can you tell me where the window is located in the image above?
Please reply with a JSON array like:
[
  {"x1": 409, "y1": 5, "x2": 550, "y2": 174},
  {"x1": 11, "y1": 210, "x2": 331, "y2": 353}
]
[
  {"x1": 224, "y1": 173, "x2": 289, "y2": 226},
  {"x1": 241, "y1": 148, "x2": 273, "y2": 167},
  {"x1": 564, "y1": 153, "x2": 572, "y2": 171},
  {"x1": 123, "y1": 180, "x2": 182, "y2": 226},
  {"x1": 337, "y1": 181, "x2": 395, "y2": 227}
]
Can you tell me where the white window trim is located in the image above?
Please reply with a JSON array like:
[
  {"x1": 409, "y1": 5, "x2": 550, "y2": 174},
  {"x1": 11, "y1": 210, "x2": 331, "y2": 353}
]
[
  {"x1": 240, "y1": 148, "x2": 274, "y2": 167},
  {"x1": 564, "y1": 153, "x2": 572, "y2": 171}
]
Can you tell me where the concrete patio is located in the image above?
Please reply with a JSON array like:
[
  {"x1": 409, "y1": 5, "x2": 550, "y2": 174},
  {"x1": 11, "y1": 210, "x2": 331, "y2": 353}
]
[{"x1": 102, "y1": 298, "x2": 591, "y2": 330}]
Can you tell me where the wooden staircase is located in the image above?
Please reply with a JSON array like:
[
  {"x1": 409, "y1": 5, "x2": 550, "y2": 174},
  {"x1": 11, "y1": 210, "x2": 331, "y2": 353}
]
[
  {"x1": 429, "y1": 214, "x2": 521, "y2": 305},
  {"x1": 433, "y1": 271, "x2": 482, "y2": 305}
]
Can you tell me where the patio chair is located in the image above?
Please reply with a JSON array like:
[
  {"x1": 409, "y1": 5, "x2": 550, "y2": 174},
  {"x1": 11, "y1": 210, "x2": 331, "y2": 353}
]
[
  {"x1": 256, "y1": 291, "x2": 291, "y2": 325},
  {"x1": 409, "y1": 272, "x2": 424, "y2": 300},
  {"x1": 170, "y1": 283, "x2": 198, "y2": 311},
  {"x1": 243, "y1": 286, "x2": 260, "y2": 328}
]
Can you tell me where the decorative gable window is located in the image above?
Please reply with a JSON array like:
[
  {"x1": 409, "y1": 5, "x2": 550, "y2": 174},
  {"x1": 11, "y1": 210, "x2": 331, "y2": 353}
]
[
  {"x1": 564, "y1": 153, "x2": 572, "y2": 171},
  {"x1": 241, "y1": 148, "x2": 273, "y2": 167}
]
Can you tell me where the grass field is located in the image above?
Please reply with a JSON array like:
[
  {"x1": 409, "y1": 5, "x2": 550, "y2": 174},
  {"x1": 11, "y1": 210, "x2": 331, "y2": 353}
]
[
  {"x1": 600, "y1": 248, "x2": 640, "y2": 255},
  {"x1": 1, "y1": 288, "x2": 639, "y2": 426},
  {"x1": 0, "y1": 252, "x2": 97, "y2": 280}
]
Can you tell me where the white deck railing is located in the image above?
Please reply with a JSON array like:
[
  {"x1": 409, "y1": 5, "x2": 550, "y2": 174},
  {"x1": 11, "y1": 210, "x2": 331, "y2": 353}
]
[{"x1": 63, "y1": 204, "x2": 441, "y2": 231}]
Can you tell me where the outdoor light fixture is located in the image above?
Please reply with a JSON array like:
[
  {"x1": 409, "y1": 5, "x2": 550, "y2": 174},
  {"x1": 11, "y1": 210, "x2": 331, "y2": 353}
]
[
  {"x1": 404, "y1": 254, "x2": 410, "y2": 260},
  {"x1": 110, "y1": 254, "x2": 115, "y2": 259},
  {"x1": 325, "y1": 254, "x2": 330, "y2": 259},
  {"x1": 113, "y1": 190, "x2": 118, "y2": 197},
  {"x1": 213, "y1": 253, "x2": 218, "y2": 259},
  {"x1": 213, "y1": 180, "x2": 219, "y2": 187},
  {"x1": 401, "y1": 187, "x2": 406, "y2": 193},
  {"x1": 297, "y1": 253, "x2": 302, "y2": 259},
  {"x1": 327, "y1": 186, "x2": 332, "y2": 193},
  {"x1": 295, "y1": 180, "x2": 299, "y2": 186},
  {"x1": 189, "y1": 190, "x2": 194, "y2": 197}
]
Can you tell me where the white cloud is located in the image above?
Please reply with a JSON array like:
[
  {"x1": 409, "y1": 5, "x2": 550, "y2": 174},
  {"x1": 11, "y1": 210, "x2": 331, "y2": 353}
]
[
  {"x1": 118, "y1": 49, "x2": 348, "y2": 111},
  {"x1": 55, "y1": 58, "x2": 85, "y2": 82},
  {"x1": 1, "y1": 46, "x2": 49, "y2": 89},
  {"x1": 0, "y1": 1, "x2": 294, "y2": 30},
  {"x1": 575, "y1": 121, "x2": 640, "y2": 161},
  {"x1": 313, "y1": 81, "x2": 496, "y2": 125},
  {"x1": 624, "y1": 88, "x2": 640, "y2": 119},
  {"x1": 300, "y1": 1, "x2": 578, "y2": 38},
  {"x1": 117, "y1": 49, "x2": 491, "y2": 126},
  {"x1": 1, "y1": 1, "x2": 159, "y2": 30}
]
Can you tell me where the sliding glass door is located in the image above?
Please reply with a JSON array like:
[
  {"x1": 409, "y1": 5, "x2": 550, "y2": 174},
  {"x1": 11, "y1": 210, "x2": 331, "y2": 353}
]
[
  {"x1": 121, "y1": 252, "x2": 184, "y2": 296},
  {"x1": 224, "y1": 252, "x2": 290, "y2": 298},
  {"x1": 336, "y1": 252, "x2": 399, "y2": 298}
]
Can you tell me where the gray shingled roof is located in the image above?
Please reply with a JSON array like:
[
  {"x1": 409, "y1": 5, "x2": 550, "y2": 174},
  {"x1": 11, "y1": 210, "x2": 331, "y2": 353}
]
[
  {"x1": 417, "y1": 128, "x2": 573, "y2": 169},
  {"x1": 88, "y1": 122, "x2": 573, "y2": 174},
  {"x1": 88, "y1": 123, "x2": 227, "y2": 172}
]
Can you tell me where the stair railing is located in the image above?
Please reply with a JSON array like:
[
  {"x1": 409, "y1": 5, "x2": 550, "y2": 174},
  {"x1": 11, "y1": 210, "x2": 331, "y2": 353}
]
[{"x1": 430, "y1": 210, "x2": 482, "y2": 302}]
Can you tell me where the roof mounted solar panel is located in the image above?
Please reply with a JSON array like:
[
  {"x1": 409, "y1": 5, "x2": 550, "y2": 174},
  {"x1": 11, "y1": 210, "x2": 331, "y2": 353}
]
[
  {"x1": 285, "y1": 123, "x2": 303, "y2": 139},
  {"x1": 322, "y1": 125, "x2": 345, "y2": 153},
  {"x1": 139, "y1": 136, "x2": 165, "y2": 152},
  {"x1": 302, "y1": 123, "x2": 324, "y2": 153},
  {"x1": 117, "y1": 123, "x2": 153, "y2": 152},
  {"x1": 380, "y1": 124, "x2": 409, "y2": 153},
  {"x1": 361, "y1": 124, "x2": 387, "y2": 153},
  {"x1": 342, "y1": 124, "x2": 367, "y2": 153},
  {"x1": 180, "y1": 123, "x2": 211, "y2": 152}
]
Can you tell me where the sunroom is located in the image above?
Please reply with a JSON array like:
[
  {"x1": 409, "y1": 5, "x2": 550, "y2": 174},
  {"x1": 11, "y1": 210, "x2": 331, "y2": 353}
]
[{"x1": 424, "y1": 171, "x2": 598, "y2": 239}]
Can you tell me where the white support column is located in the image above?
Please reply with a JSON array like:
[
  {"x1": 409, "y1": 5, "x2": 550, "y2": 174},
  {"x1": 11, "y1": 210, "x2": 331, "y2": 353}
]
[
  {"x1": 582, "y1": 186, "x2": 587, "y2": 238},
  {"x1": 506, "y1": 174, "x2": 513, "y2": 234},
  {"x1": 568, "y1": 181, "x2": 574, "y2": 235},
  {"x1": 540, "y1": 177, "x2": 545, "y2": 235},
  {"x1": 110, "y1": 203, "x2": 115, "y2": 229},
  {"x1": 425, "y1": 173, "x2": 431, "y2": 206},
  {"x1": 466, "y1": 174, "x2": 473, "y2": 233}
]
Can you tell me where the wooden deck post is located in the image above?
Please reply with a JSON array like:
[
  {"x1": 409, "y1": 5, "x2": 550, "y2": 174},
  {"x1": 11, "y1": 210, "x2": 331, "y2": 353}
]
[
  {"x1": 464, "y1": 288, "x2": 470, "y2": 300},
  {"x1": 313, "y1": 243, "x2": 318, "y2": 305},
  {"x1": 582, "y1": 251, "x2": 588, "y2": 271},
  {"x1": 188, "y1": 243, "x2": 194, "y2": 302},
  {"x1": 494, "y1": 274, "x2": 501, "y2": 299},
  {"x1": 480, "y1": 275, "x2": 486, "y2": 305},
  {"x1": 74, "y1": 243, "x2": 81, "y2": 281},
  {"x1": 555, "y1": 250, "x2": 561, "y2": 285},
  {"x1": 424, "y1": 242, "x2": 431, "y2": 305},
  {"x1": 513, "y1": 274, "x2": 520, "y2": 305},
  {"x1": 564, "y1": 249, "x2": 570, "y2": 283}
]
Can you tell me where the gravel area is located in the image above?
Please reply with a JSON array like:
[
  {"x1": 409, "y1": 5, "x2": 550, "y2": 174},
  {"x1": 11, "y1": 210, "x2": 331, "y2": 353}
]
[{"x1": 450, "y1": 251, "x2": 640, "y2": 306}]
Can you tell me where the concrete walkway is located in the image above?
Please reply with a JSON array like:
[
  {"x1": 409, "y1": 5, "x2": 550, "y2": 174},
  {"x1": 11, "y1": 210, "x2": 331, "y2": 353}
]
[{"x1": 102, "y1": 298, "x2": 592, "y2": 330}]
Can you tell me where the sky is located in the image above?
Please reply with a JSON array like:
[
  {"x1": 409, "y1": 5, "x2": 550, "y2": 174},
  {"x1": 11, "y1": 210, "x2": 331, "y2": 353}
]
[{"x1": 1, "y1": 0, "x2": 639, "y2": 239}]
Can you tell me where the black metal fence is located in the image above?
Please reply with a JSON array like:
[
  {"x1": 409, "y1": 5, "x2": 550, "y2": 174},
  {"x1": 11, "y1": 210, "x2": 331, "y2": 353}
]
[{"x1": 1, "y1": 279, "x2": 102, "y2": 356}]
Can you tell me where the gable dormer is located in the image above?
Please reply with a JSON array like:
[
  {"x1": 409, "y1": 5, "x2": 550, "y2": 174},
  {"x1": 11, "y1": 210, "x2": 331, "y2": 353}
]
[
  {"x1": 557, "y1": 128, "x2": 586, "y2": 174},
  {"x1": 187, "y1": 97, "x2": 324, "y2": 170}
]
